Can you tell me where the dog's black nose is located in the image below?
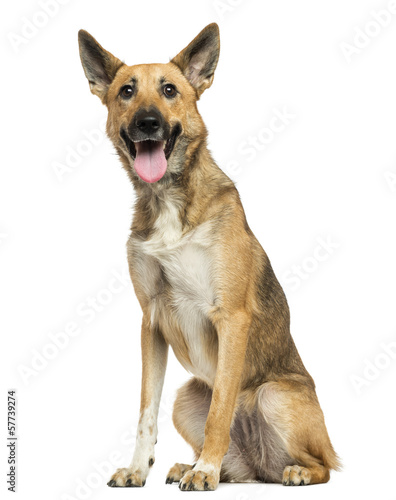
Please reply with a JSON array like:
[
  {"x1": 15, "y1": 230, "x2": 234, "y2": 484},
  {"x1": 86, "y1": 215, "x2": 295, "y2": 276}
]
[
  {"x1": 136, "y1": 115, "x2": 160, "y2": 132},
  {"x1": 128, "y1": 107, "x2": 168, "y2": 142},
  {"x1": 135, "y1": 109, "x2": 162, "y2": 136}
]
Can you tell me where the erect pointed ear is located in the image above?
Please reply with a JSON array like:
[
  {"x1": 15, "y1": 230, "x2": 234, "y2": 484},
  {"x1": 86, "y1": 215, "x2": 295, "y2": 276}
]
[
  {"x1": 78, "y1": 30, "x2": 124, "y2": 102},
  {"x1": 171, "y1": 23, "x2": 220, "y2": 98}
]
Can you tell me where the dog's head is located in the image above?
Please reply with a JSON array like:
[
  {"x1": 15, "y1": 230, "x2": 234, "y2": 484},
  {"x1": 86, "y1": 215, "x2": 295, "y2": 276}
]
[{"x1": 78, "y1": 24, "x2": 220, "y2": 185}]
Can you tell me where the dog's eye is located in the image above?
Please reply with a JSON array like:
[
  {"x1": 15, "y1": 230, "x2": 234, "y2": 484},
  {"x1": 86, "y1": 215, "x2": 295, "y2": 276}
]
[
  {"x1": 163, "y1": 84, "x2": 177, "y2": 98},
  {"x1": 120, "y1": 85, "x2": 134, "y2": 99}
]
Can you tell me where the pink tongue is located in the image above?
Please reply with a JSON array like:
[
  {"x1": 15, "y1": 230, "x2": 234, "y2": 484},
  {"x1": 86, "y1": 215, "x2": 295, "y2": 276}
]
[{"x1": 134, "y1": 141, "x2": 167, "y2": 183}]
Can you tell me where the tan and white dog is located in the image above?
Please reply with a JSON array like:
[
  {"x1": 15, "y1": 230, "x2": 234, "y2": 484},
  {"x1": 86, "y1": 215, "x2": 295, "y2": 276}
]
[{"x1": 78, "y1": 23, "x2": 340, "y2": 491}]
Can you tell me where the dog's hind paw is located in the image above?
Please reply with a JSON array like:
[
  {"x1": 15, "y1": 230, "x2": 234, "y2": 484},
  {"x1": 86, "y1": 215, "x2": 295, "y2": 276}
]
[
  {"x1": 282, "y1": 465, "x2": 311, "y2": 486},
  {"x1": 107, "y1": 467, "x2": 146, "y2": 487},
  {"x1": 166, "y1": 463, "x2": 194, "y2": 484}
]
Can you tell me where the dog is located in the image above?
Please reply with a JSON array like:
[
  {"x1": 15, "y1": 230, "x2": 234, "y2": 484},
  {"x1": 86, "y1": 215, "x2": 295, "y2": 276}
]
[{"x1": 78, "y1": 23, "x2": 340, "y2": 491}]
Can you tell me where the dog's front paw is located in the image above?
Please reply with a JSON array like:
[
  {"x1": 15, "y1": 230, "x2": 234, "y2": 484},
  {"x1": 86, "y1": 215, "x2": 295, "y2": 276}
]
[
  {"x1": 179, "y1": 468, "x2": 219, "y2": 491},
  {"x1": 107, "y1": 467, "x2": 146, "y2": 487},
  {"x1": 282, "y1": 465, "x2": 311, "y2": 486}
]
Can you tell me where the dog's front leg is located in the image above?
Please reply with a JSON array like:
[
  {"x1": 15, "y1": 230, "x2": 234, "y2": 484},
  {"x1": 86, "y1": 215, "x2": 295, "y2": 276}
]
[
  {"x1": 108, "y1": 312, "x2": 168, "y2": 487},
  {"x1": 179, "y1": 310, "x2": 250, "y2": 491}
]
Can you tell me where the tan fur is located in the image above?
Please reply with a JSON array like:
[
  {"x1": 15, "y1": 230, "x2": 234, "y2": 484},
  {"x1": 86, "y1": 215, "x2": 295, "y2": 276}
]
[{"x1": 78, "y1": 23, "x2": 340, "y2": 491}]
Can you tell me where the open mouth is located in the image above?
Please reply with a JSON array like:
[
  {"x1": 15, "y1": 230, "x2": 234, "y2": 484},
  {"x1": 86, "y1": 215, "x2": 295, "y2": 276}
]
[{"x1": 120, "y1": 125, "x2": 180, "y2": 183}]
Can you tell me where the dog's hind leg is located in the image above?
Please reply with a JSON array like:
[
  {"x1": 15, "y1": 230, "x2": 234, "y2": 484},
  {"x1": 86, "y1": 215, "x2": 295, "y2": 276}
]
[
  {"x1": 166, "y1": 377, "x2": 209, "y2": 485},
  {"x1": 168, "y1": 376, "x2": 340, "y2": 486},
  {"x1": 167, "y1": 377, "x2": 260, "y2": 485},
  {"x1": 257, "y1": 378, "x2": 341, "y2": 486}
]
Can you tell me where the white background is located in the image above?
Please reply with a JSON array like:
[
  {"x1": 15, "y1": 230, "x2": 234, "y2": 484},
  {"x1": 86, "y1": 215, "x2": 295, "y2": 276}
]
[{"x1": 1, "y1": 1, "x2": 396, "y2": 499}]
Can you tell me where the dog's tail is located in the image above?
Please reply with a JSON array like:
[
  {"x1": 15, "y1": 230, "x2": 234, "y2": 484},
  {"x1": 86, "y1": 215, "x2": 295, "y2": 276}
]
[{"x1": 323, "y1": 442, "x2": 342, "y2": 472}]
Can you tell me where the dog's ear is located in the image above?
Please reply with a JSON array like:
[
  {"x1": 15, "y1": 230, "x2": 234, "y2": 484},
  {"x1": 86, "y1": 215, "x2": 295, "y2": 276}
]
[
  {"x1": 78, "y1": 30, "x2": 124, "y2": 102},
  {"x1": 171, "y1": 23, "x2": 220, "y2": 98}
]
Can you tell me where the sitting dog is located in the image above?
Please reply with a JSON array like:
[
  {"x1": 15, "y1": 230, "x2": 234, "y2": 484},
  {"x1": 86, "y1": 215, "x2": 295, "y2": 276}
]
[{"x1": 78, "y1": 23, "x2": 340, "y2": 491}]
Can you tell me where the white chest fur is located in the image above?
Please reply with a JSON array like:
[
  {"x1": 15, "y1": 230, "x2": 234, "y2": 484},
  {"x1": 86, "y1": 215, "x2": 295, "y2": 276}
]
[{"x1": 132, "y1": 194, "x2": 217, "y2": 384}]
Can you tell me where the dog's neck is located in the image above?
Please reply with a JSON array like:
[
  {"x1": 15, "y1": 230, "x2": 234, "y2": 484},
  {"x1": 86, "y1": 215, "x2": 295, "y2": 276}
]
[{"x1": 127, "y1": 138, "x2": 234, "y2": 239}]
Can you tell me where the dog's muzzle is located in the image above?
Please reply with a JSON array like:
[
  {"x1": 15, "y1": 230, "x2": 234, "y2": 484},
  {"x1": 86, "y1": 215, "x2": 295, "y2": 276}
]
[{"x1": 120, "y1": 107, "x2": 181, "y2": 183}]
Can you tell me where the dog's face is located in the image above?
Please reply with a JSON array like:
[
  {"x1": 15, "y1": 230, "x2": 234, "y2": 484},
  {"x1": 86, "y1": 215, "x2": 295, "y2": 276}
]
[{"x1": 78, "y1": 24, "x2": 220, "y2": 185}]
